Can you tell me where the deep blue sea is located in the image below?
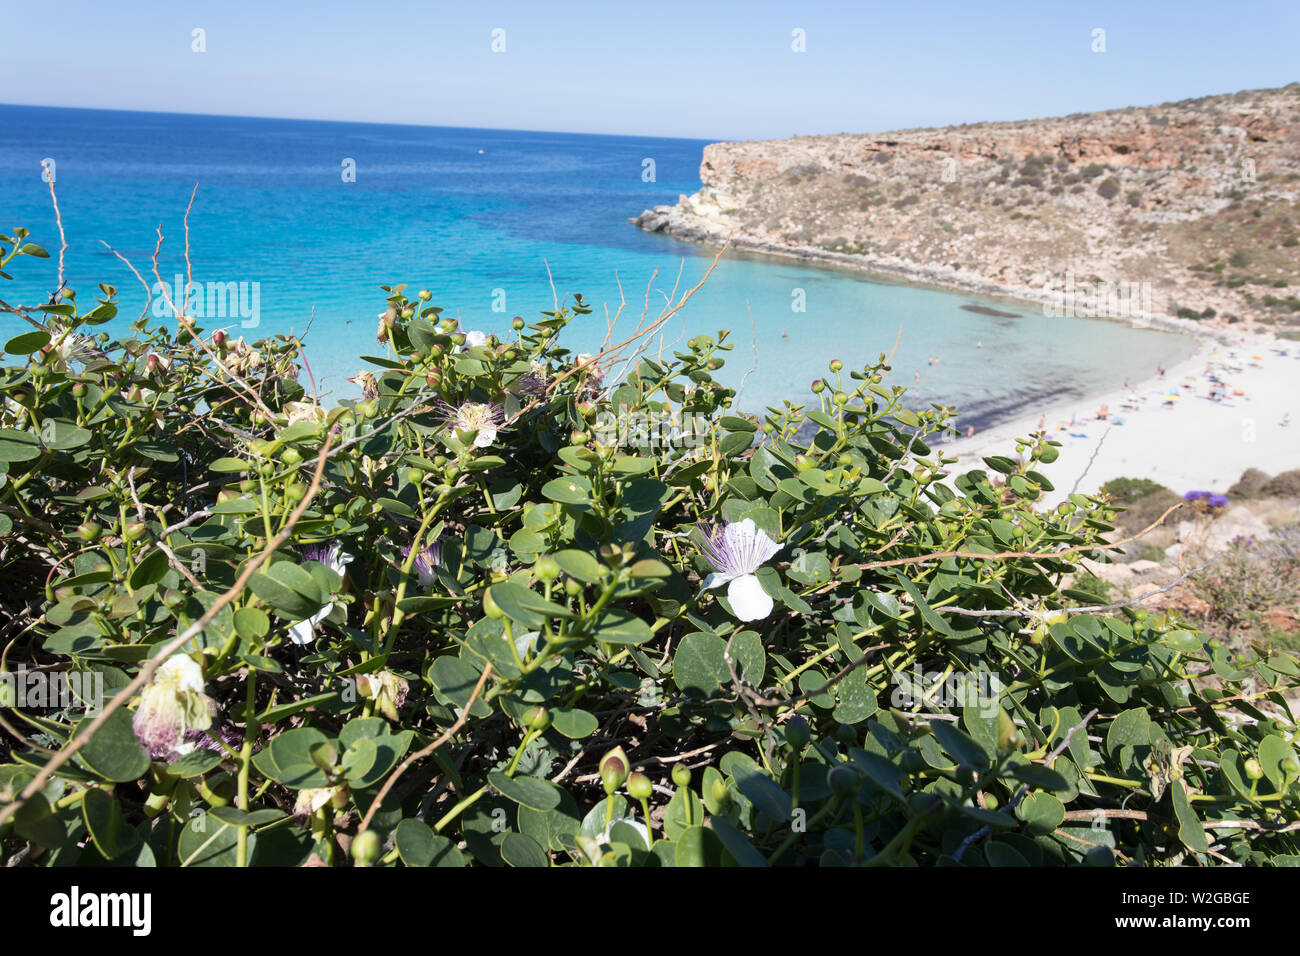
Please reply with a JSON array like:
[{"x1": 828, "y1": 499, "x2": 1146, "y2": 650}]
[{"x1": 0, "y1": 104, "x2": 1195, "y2": 426}]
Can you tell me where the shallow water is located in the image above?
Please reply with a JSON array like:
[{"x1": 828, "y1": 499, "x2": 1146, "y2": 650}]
[{"x1": 0, "y1": 104, "x2": 1195, "y2": 428}]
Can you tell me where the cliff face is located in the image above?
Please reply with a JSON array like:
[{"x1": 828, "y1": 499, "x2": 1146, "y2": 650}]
[{"x1": 636, "y1": 85, "x2": 1300, "y2": 326}]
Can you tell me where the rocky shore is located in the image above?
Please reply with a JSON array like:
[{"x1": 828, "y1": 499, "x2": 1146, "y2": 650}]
[{"x1": 635, "y1": 84, "x2": 1300, "y2": 333}]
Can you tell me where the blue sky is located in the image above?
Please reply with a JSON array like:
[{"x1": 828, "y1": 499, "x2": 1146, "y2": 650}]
[{"x1": 1, "y1": 0, "x2": 1296, "y2": 140}]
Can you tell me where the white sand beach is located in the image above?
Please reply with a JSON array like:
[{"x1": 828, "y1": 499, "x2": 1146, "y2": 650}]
[{"x1": 945, "y1": 330, "x2": 1300, "y2": 502}]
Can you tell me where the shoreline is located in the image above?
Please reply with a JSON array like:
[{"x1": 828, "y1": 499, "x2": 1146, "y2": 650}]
[
  {"x1": 941, "y1": 329, "x2": 1299, "y2": 500},
  {"x1": 633, "y1": 217, "x2": 1231, "y2": 344},
  {"x1": 634, "y1": 226, "x2": 1297, "y2": 500}
]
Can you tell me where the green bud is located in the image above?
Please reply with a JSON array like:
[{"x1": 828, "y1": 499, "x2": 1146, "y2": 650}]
[
  {"x1": 417, "y1": 289, "x2": 432, "y2": 301},
  {"x1": 534, "y1": 554, "x2": 560, "y2": 581},
  {"x1": 76, "y1": 521, "x2": 102, "y2": 542},
  {"x1": 671, "y1": 763, "x2": 691, "y2": 788},
  {"x1": 827, "y1": 765, "x2": 858, "y2": 798},
  {"x1": 627, "y1": 772, "x2": 653, "y2": 801},
  {"x1": 523, "y1": 705, "x2": 550, "y2": 731},
  {"x1": 710, "y1": 777, "x2": 730, "y2": 805},
  {"x1": 1244, "y1": 758, "x2": 1264, "y2": 781},
  {"x1": 829, "y1": 359, "x2": 843, "y2": 372},
  {"x1": 482, "y1": 588, "x2": 505, "y2": 620},
  {"x1": 351, "y1": 829, "x2": 383, "y2": 866},
  {"x1": 783, "y1": 716, "x2": 811, "y2": 748},
  {"x1": 511, "y1": 317, "x2": 525, "y2": 331},
  {"x1": 997, "y1": 708, "x2": 1018, "y2": 751},
  {"x1": 123, "y1": 520, "x2": 148, "y2": 542},
  {"x1": 599, "y1": 747, "x2": 630, "y2": 795}
]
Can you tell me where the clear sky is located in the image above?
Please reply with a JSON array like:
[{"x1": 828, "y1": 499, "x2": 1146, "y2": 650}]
[{"x1": 1, "y1": 0, "x2": 1296, "y2": 140}]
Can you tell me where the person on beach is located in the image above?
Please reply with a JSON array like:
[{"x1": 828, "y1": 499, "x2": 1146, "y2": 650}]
[
  {"x1": 965, "y1": 425, "x2": 975, "y2": 437},
  {"x1": 1038, "y1": 414, "x2": 1046, "y2": 431}
]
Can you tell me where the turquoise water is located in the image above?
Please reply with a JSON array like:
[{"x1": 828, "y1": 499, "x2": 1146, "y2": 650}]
[{"x1": 0, "y1": 104, "x2": 1195, "y2": 427}]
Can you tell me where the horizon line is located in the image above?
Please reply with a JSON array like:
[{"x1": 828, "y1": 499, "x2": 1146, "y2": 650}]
[{"x1": 0, "y1": 100, "x2": 717, "y2": 144}]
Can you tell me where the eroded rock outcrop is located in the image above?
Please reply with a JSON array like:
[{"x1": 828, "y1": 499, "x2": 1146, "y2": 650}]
[{"x1": 636, "y1": 85, "x2": 1300, "y2": 328}]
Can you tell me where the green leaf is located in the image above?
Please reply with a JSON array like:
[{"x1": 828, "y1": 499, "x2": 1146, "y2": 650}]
[
  {"x1": 500, "y1": 831, "x2": 550, "y2": 867},
  {"x1": 0, "y1": 428, "x2": 42, "y2": 463},
  {"x1": 76, "y1": 707, "x2": 150, "y2": 782},
  {"x1": 1015, "y1": 791, "x2": 1066, "y2": 836},
  {"x1": 489, "y1": 772, "x2": 561, "y2": 811},
  {"x1": 485, "y1": 581, "x2": 572, "y2": 629},
  {"x1": 929, "y1": 720, "x2": 990, "y2": 770},
  {"x1": 14, "y1": 794, "x2": 67, "y2": 848},
  {"x1": 249, "y1": 561, "x2": 325, "y2": 619},
  {"x1": 178, "y1": 817, "x2": 252, "y2": 867},
  {"x1": 592, "y1": 608, "x2": 654, "y2": 645},
  {"x1": 234, "y1": 606, "x2": 270, "y2": 641},
  {"x1": 541, "y1": 475, "x2": 592, "y2": 506},
  {"x1": 1170, "y1": 781, "x2": 1208, "y2": 854},
  {"x1": 1258, "y1": 735, "x2": 1294, "y2": 789},
  {"x1": 1105, "y1": 707, "x2": 1150, "y2": 756},
  {"x1": 552, "y1": 549, "x2": 606, "y2": 583},
  {"x1": 710, "y1": 816, "x2": 769, "y2": 867},
  {"x1": 734, "y1": 771, "x2": 791, "y2": 822},
  {"x1": 672, "y1": 632, "x2": 731, "y2": 697},
  {"x1": 551, "y1": 707, "x2": 599, "y2": 739},
  {"x1": 395, "y1": 818, "x2": 438, "y2": 866},
  {"x1": 4, "y1": 330, "x2": 51, "y2": 354},
  {"x1": 167, "y1": 748, "x2": 223, "y2": 778},
  {"x1": 81, "y1": 790, "x2": 128, "y2": 863},
  {"x1": 674, "y1": 825, "x2": 724, "y2": 866},
  {"x1": 209, "y1": 806, "x2": 286, "y2": 827},
  {"x1": 127, "y1": 548, "x2": 170, "y2": 589},
  {"x1": 427, "y1": 656, "x2": 492, "y2": 718}
]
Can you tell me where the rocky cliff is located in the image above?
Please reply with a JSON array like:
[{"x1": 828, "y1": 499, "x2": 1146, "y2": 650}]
[{"x1": 636, "y1": 85, "x2": 1300, "y2": 328}]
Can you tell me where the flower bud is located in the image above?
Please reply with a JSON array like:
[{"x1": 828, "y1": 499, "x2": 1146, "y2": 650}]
[
  {"x1": 829, "y1": 359, "x2": 843, "y2": 372},
  {"x1": 483, "y1": 588, "x2": 505, "y2": 619},
  {"x1": 599, "y1": 746, "x2": 630, "y2": 795},
  {"x1": 627, "y1": 772, "x2": 652, "y2": 801},
  {"x1": 417, "y1": 289, "x2": 432, "y2": 301},
  {"x1": 827, "y1": 765, "x2": 859, "y2": 798},
  {"x1": 710, "y1": 777, "x2": 730, "y2": 806},
  {"x1": 523, "y1": 705, "x2": 550, "y2": 731},
  {"x1": 671, "y1": 763, "x2": 691, "y2": 788},
  {"x1": 351, "y1": 829, "x2": 383, "y2": 866},
  {"x1": 997, "y1": 708, "x2": 1018, "y2": 752},
  {"x1": 783, "y1": 716, "x2": 811, "y2": 748},
  {"x1": 534, "y1": 554, "x2": 560, "y2": 581},
  {"x1": 1244, "y1": 758, "x2": 1264, "y2": 781}
]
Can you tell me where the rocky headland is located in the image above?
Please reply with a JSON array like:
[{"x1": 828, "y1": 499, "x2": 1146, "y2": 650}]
[{"x1": 636, "y1": 85, "x2": 1300, "y2": 332}]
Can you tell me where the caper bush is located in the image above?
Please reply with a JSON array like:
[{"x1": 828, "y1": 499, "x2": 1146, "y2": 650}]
[{"x1": 2, "y1": 229, "x2": 1298, "y2": 868}]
